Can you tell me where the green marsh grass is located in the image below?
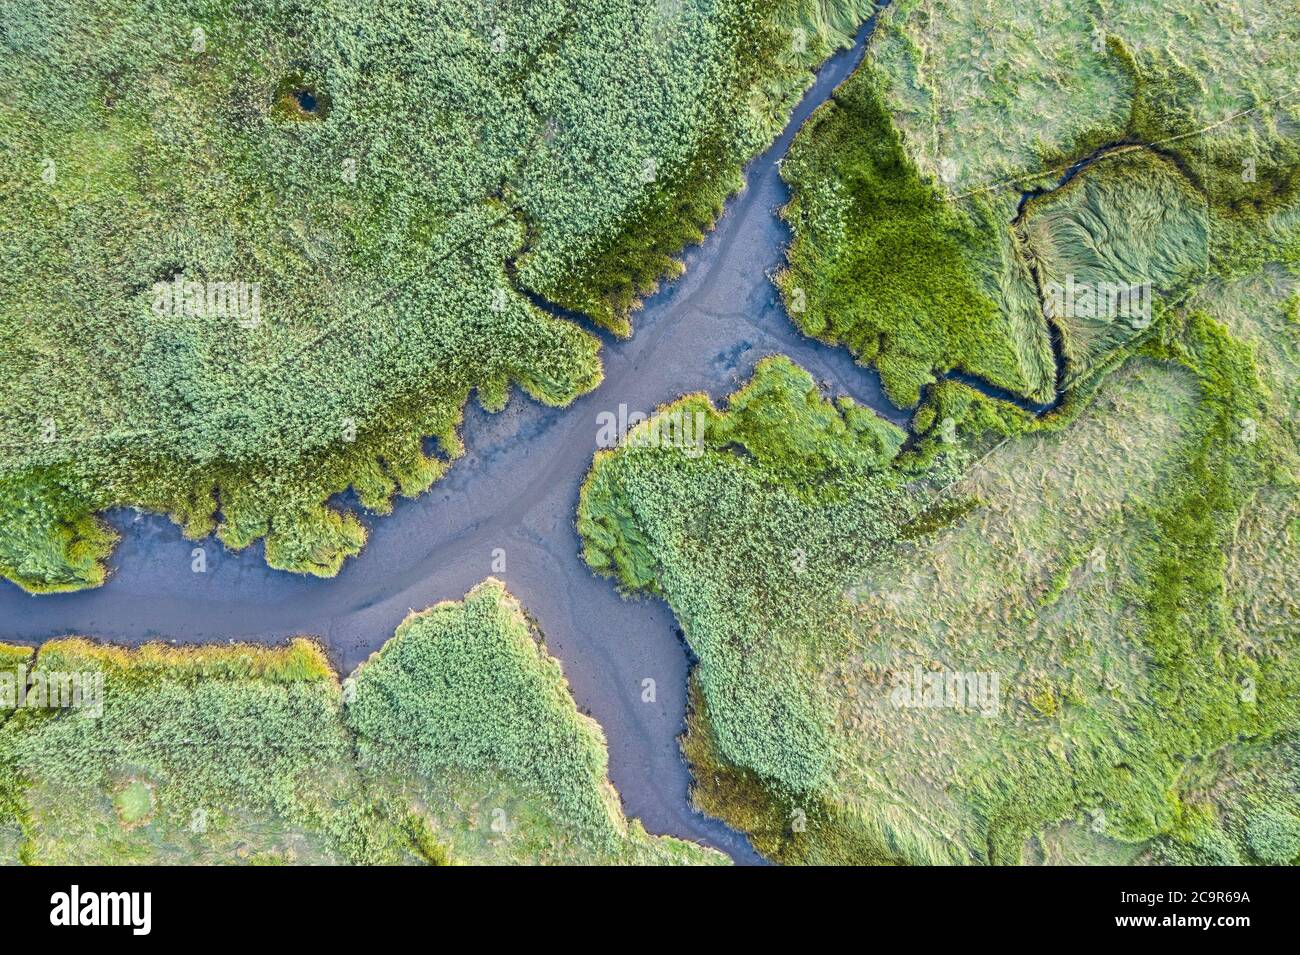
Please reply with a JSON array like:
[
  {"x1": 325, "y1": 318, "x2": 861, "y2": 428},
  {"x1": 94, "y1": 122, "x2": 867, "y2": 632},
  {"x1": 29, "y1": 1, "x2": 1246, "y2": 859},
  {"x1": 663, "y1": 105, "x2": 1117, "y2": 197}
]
[{"x1": 0, "y1": 583, "x2": 723, "y2": 865}]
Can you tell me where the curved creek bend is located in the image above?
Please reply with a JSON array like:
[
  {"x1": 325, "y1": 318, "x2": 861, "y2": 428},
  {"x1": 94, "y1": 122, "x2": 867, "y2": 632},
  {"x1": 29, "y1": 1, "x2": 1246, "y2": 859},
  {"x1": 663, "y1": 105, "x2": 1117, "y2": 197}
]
[{"x1": 0, "y1": 14, "x2": 1006, "y2": 864}]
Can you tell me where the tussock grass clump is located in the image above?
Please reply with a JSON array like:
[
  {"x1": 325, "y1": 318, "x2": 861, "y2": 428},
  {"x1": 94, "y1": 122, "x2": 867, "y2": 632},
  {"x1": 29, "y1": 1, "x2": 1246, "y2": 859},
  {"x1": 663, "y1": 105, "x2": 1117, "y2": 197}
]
[
  {"x1": 1016, "y1": 149, "x2": 1210, "y2": 385},
  {"x1": 1145, "y1": 735, "x2": 1300, "y2": 866}
]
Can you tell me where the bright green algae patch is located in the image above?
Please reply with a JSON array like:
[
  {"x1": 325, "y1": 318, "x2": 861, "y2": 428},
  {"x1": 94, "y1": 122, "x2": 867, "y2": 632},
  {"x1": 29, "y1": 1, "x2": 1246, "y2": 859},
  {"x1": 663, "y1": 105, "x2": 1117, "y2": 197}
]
[
  {"x1": 0, "y1": 0, "x2": 875, "y2": 592},
  {"x1": 0, "y1": 584, "x2": 723, "y2": 865},
  {"x1": 776, "y1": 62, "x2": 1051, "y2": 407}
]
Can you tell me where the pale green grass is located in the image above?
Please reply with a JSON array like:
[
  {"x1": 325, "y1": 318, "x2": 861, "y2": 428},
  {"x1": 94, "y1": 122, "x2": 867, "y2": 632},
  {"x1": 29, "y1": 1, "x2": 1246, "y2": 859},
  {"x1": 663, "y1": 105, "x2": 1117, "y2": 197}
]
[
  {"x1": 870, "y1": 0, "x2": 1299, "y2": 196},
  {"x1": 1017, "y1": 149, "x2": 1210, "y2": 385},
  {"x1": 346, "y1": 579, "x2": 726, "y2": 865},
  {"x1": 832, "y1": 359, "x2": 1200, "y2": 862},
  {"x1": 0, "y1": 639, "x2": 385, "y2": 865}
]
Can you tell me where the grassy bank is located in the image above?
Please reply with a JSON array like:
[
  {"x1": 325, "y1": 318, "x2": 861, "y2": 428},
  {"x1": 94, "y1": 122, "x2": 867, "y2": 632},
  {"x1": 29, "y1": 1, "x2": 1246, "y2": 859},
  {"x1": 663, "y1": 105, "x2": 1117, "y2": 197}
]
[
  {"x1": 578, "y1": 284, "x2": 1297, "y2": 861},
  {"x1": 0, "y1": 582, "x2": 722, "y2": 865},
  {"x1": 776, "y1": 62, "x2": 1051, "y2": 406},
  {"x1": 0, "y1": 0, "x2": 875, "y2": 592}
]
